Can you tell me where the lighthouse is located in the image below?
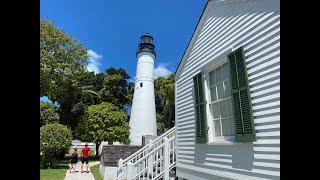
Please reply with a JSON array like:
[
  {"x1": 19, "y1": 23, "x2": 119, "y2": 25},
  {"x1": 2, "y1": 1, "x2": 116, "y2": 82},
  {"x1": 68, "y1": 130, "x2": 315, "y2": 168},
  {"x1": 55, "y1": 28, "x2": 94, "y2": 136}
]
[{"x1": 129, "y1": 33, "x2": 157, "y2": 146}]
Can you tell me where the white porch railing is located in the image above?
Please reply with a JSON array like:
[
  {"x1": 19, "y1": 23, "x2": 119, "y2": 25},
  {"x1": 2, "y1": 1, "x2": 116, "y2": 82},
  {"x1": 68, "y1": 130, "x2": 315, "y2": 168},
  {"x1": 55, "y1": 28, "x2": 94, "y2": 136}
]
[{"x1": 107, "y1": 126, "x2": 176, "y2": 180}]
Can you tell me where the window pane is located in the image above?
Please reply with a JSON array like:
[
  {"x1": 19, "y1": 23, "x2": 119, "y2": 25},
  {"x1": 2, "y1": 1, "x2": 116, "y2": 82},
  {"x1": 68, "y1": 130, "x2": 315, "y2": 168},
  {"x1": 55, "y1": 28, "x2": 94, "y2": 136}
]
[
  {"x1": 229, "y1": 117, "x2": 235, "y2": 136},
  {"x1": 214, "y1": 120, "x2": 221, "y2": 137},
  {"x1": 224, "y1": 80, "x2": 231, "y2": 98},
  {"x1": 209, "y1": 104, "x2": 214, "y2": 118},
  {"x1": 220, "y1": 100, "x2": 228, "y2": 118},
  {"x1": 209, "y1": 70, "x2": 215, "y2": 86},
  {"x1": 222, "y1": 63, "x2": 230, "y2": 80},
  {"x1": 217, "y1": 82, "x2": 224, "y2": 100},
  {"x1": 210, "y1": 86, "x2": 217, "y2": 102},
  {"x1": 208, "y1": 62, "x2": 235, "y2": 139},
  {"x1": 221, "y1": 118, "x2": 230, "y2": 136},
  {"x1": 215, "y1": 66, "x2": 223, "y2": 83},
  {"x1": 227, "y1": 99, "x2": 233, "y2": 116},
  {"x1": 212, "y1": 103, "x2": 220, "y2": 119}
]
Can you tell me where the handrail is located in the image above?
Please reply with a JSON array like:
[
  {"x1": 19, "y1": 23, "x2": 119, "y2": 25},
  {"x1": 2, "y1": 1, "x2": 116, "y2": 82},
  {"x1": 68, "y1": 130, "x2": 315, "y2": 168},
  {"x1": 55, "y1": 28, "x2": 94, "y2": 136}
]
[
  {"x1": 123, "y1": 127, "x2": 176, "y2": 163},
  {"x1": 132, "y1": 143, "x2": 165, "y2": 166},
  {"x1": 108, "y1": 126, "x2": 176, "y2": 180},
  {"x1": 131, "y1": 136, "x2": 175, "y2": 169}
]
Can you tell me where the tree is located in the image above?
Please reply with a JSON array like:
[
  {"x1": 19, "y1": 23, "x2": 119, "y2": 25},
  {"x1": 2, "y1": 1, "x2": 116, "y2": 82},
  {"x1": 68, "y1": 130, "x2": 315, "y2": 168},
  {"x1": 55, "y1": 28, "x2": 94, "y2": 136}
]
[
  {"x1": 58, "y1": 84, "x2": 100, "y2": 128},
  {"x1": 77, "y1": 71, "x2": 105, "y2": 106},
  {"x1": 40, "y1": 18, "x2": 88, "y2": 100},
  {"x1": 154, "y1": 73, "x2": 175, "y2": 134},
  {"x1": 76, "y1": 102, "x2": 130, "y2": 155},
  {"x1": 156, "y1": 113, "x2": 166, "y2": 135},
  {"x1": 40, "y1": 101, "x2": 59, "y2": 127},
  {"x1": 69, "y1": 101, "x2": 88, "y2": 134},
  {"x1": 100, "y1": 67, "x2": 132, "y2": 110},
  {"x1": 64, "y1": 72, "x2": 105, "y2": 133},
  {"x1": 40, "y1": 123, "x2": 72, "y2": 168}
]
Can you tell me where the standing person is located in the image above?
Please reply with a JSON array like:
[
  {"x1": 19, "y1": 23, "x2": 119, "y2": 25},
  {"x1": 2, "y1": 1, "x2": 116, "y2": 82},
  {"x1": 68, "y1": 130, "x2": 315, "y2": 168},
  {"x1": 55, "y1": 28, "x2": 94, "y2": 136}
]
[
  {"x1": 69, "y1": 148, "x2": 78, "y2": 173},
  {"x1": 80, "y1": 143, "x2": 92, "y2": 173}
]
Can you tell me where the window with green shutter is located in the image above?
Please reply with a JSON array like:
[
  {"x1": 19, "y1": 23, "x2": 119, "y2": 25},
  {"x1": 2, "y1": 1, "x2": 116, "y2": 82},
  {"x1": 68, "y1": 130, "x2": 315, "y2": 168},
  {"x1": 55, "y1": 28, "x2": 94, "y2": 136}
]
[
  {"x1": 193, "y1": 72, "x2": 207, "y2": 143},
  {"x1": 227, "y1": 47, "x2": 256, "y2": 142}
]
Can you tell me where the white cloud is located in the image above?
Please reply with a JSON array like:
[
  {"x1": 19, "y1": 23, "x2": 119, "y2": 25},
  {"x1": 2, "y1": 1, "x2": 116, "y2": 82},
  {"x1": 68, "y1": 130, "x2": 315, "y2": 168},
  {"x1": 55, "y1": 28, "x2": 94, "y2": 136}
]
[
  {"x1": 154, "y1": 64, "x2": 173, "y2": 79},
  {"x1": 129, "y1": 76, "x2": 136, "y2": 82},
  {"x1": 87, "y1": 49, "x2": 102, "y2": 74}
]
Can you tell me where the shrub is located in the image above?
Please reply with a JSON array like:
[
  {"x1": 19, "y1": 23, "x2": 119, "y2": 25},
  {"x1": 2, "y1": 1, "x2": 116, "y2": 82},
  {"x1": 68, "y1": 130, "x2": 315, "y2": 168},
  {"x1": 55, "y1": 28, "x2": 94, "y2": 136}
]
[
  {"x1": 40, "y1": 123, "x2": 72, "y2": 168},
  {"x1": 40, "y1": 101, "x2": 59, "y2": 127}
]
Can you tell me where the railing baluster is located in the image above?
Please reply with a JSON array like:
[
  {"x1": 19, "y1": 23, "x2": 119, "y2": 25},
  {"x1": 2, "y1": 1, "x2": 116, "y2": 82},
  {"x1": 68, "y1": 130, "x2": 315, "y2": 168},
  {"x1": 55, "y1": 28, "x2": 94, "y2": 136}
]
[
  {"x1": 163, "y1": 137, "x2": 169, "y2": 180},
  {"x1": 147, "y1": 139, "x2": 153, "y2": 177},
  {"x1": 126, "y1": 162, "x2": 133, "y2": 180}
]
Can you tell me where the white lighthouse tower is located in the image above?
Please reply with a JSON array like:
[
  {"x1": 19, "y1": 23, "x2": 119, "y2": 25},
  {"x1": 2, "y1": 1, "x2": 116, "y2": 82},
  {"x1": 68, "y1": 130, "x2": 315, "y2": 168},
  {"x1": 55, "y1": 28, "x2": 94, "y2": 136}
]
[{"x1": 129, "y1": 33, "x2": 157, "y2": 146}]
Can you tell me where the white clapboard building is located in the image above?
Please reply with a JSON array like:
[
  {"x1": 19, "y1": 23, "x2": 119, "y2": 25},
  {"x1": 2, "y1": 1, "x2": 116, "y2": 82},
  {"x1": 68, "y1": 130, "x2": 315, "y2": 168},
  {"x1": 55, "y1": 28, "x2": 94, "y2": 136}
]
[{"x1": 174, "y1": 0, "x2": 280, "y2": 179}]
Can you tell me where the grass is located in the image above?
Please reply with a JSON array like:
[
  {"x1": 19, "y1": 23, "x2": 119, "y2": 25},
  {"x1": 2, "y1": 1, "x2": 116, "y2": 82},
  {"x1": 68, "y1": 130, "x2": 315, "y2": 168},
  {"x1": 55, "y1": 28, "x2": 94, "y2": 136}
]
[
  {"x1": 40, "y1": 162, "x2": 69, "y2": 180},
  {"x1": 40, "y1": 155, "x2": 101, "y2": 180},
  {"x1": 91, "y1": 164, "x2": 103, "y2": 180}
]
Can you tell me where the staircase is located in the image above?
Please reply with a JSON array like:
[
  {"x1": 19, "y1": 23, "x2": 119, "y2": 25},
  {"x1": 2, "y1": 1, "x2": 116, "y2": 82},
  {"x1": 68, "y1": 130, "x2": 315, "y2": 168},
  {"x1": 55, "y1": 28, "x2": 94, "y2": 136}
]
[{"x1": 107, "y1": 127, "x2": 176, "y2": 180}]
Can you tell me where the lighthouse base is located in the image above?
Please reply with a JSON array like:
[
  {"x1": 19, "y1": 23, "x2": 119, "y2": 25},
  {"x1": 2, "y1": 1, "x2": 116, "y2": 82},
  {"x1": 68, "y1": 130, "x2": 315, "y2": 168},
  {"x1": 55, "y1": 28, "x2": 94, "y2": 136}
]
[{"x1": 141, "y1": 135, "x2": 158, "y2": 147}]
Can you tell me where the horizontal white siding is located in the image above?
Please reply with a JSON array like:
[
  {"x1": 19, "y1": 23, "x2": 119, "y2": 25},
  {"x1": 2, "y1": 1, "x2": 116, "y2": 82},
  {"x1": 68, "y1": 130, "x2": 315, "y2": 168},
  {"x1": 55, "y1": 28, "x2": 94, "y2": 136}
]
[{"x1": 175, "y1": 0, "x2": 280, "y2": 179}]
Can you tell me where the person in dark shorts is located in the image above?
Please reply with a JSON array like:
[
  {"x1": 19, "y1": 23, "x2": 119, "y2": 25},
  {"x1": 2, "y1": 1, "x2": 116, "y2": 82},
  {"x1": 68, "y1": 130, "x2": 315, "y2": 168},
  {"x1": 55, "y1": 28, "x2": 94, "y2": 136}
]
[
  {"x1": 69, "y1": 148, "x2": 78, "y2": 173},
  {"x1": 80, "y1": 143, "x2": 92, "y2": 173}
]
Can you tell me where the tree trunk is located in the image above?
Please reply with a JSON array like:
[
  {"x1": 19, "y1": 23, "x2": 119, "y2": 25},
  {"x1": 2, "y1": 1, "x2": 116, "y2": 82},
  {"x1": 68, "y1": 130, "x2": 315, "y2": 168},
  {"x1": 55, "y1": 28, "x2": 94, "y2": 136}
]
[
  {"x1": 59, "y1": 86, "x2": 79, "y2": 128},
  {"x1": 95, "y1": 142, "x2": 101, "y2": 157},
  {"x1": 166, "y1": 101, "x2": 173, "y2": 130}
]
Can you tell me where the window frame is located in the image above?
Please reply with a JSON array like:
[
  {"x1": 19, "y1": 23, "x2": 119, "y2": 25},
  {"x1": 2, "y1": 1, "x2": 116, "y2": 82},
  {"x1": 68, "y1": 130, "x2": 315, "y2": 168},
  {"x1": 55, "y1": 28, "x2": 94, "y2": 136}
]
[{"x1": 201, "y1": 48, "x2": 235, "y2": 143}]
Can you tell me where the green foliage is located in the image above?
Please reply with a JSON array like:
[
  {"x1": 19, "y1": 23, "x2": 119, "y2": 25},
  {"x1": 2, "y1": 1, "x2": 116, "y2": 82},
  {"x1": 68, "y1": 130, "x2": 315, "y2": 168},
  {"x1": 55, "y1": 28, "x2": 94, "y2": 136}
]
[
  {"x1": 60, "y1": 71, "x2": 104, "y2": 131},
  {"x1": 40, "y1": 18, "x2": 88, "y2": 100},
  {"x1": 40, "y1": 17, "x2": 93, "y2": 127},
  {"x1": 76, "y1": 102, "x2": 130, "y2": 146},
  {"x1": 77, "y1": 71, "x2": 105, "y2": 105},
  {"x1": 69, "y1": 101, "x2": 88, "y2": 132},
  {"x1": 100, "y1": 68, "x2": 132, "y2": 110},
  {"x1": 59, "y1": 83, "x2": 100, "y2": 127},
  {"x1": 40, "y1": 101, "x2": 59, "y2": 127},
  {"x1": 156, "y1": 113, "x2": 165, "y2": 135},
  {"x1": 40, "y1": 123, "x2": 72, "y2": 168},
  {"x1": 154, "y1": 73, "x2": 175, "y2": 134}
]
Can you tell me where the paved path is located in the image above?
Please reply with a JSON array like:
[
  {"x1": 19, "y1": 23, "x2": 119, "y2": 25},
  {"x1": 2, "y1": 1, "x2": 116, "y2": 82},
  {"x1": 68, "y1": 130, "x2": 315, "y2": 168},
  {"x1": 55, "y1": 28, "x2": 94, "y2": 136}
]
[{"x1": 64, "y1": 161, "x2": 100, "y2": 180}]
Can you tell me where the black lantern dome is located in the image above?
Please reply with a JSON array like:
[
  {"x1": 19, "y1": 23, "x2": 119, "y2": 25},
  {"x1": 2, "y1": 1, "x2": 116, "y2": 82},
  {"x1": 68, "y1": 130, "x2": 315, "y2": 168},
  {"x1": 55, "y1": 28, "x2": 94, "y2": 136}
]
[{"x1": 136, "y1": 33, "x2": 156, "y2": 57}]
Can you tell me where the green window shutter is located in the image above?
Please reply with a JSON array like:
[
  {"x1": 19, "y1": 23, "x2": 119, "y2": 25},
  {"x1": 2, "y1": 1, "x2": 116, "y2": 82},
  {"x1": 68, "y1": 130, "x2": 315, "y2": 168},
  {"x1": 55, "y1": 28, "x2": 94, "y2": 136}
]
[
  {"x1": 227, "y1": 47, "x2": 256, "y2": 142},
  {"x1": 193, "y1": 72, "x2": 207, "y2": 143}
]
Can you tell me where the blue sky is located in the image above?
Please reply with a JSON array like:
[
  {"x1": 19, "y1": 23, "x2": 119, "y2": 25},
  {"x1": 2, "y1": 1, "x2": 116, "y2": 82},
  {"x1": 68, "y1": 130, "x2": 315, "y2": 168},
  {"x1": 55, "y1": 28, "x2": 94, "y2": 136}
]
[{"x1": 40, "y1": 0, "x2": 207, "y2": 102}]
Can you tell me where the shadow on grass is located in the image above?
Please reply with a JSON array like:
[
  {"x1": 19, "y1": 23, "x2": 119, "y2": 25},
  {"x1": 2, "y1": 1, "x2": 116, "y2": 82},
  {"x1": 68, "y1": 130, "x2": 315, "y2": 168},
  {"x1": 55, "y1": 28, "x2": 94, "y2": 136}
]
[
  {"x1": 40, "y1": 158, "x2": 70, "y2": 170},
  {"x1": 40, "y1": 155, "x2": 100, "y2": 170},
  {"x1": 54, "y1": 164, "x2": 69, "y2": 169},
  {"x1": 88, "y1": 155, "x2": 100, "y2": 162}
]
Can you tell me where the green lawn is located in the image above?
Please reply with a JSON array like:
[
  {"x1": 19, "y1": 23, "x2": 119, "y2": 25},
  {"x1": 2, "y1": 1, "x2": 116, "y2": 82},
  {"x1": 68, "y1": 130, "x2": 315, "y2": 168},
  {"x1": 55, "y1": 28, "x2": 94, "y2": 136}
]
[
  {"x1": 40, "y1": 156, "x2": 101, "y2": 180},
  {"x1": 40, "y1": 163, "x2": 68, "y2": 180},
  {"x1": 91, "y1": 164, "x2": 103, "y2": 180}
]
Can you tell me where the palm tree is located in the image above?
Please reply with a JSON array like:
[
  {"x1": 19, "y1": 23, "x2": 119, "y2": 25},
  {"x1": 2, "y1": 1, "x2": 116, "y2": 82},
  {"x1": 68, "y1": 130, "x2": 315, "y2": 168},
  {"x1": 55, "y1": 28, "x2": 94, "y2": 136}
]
[
  {"x1": 155, "y1": 73, "x2": 175, "y2": 133},
  {"x1": 59, "y1": 84, "x2": 100, "y2": 129}
]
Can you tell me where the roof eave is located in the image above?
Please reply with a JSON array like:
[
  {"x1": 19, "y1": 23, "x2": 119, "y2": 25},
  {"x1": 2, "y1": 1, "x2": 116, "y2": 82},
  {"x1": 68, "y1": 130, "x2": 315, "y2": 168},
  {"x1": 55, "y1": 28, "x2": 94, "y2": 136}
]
[{"x1": 174, "y1": 1, "x2": 211, "y2": 80}]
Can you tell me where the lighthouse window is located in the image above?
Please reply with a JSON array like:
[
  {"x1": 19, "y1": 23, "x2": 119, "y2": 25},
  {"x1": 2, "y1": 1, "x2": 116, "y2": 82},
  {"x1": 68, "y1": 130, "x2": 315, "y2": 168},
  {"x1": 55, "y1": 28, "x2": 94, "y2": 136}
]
[{"x1": 140, "y1": 82, "x2": 143, "y2": 87}]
